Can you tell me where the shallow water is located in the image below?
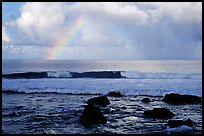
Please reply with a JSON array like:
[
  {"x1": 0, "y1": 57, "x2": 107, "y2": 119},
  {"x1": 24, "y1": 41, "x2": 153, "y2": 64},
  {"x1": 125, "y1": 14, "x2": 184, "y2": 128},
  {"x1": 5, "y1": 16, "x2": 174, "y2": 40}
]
[{"x1": 2, "y1": 93, "x2": 202, "y2": 134}]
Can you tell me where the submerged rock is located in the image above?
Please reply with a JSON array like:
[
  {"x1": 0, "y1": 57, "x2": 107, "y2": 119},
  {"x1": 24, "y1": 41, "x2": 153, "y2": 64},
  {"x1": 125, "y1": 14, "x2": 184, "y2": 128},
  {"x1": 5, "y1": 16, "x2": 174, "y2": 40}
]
[
  {"x1": 141, "y1": 97, "x2": 151, "y2": 103},
  {"x1": 162, "y1": 93, "x2": 201, "y2": 104},
  {"x1": 80, "y1": 104, "x2": 107, "y2": 126},
  {"x1": 144, "y1": 108, "x2": 174, "y2": 119},
  {"x1": 167, "y1": 118, "x2": 193, "y2": 128},
  {"x1": 107, "y1": 91, "x2": 123, "y2": 97},
  {"x1": 86, "y1": 96, "x2": 110, "y2": 105}
]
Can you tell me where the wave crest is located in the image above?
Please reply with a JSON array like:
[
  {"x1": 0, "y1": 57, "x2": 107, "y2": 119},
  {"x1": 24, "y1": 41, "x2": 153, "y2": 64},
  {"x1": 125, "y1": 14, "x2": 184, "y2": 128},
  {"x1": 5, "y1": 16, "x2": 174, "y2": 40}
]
[{"x1": 2, "y1": 71, "x2": 201, "y2": 79}]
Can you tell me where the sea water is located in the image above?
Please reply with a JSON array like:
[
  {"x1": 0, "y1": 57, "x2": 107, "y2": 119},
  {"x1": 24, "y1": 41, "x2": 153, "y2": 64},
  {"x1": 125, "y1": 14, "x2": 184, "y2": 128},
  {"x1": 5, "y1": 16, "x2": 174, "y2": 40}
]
[
  {"x1": 2, "y1": 60, "x2": 202, "y2": 134},
  {"x1": 2, "y1": 60, "x2": 202, "y2": 96}
]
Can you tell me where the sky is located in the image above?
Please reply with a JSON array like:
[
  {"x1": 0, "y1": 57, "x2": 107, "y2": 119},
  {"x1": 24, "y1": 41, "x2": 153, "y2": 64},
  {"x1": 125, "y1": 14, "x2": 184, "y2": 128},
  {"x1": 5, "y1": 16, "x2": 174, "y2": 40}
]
[{"x1": 2, "y1": 2, "x2": 202, "y2": 60}]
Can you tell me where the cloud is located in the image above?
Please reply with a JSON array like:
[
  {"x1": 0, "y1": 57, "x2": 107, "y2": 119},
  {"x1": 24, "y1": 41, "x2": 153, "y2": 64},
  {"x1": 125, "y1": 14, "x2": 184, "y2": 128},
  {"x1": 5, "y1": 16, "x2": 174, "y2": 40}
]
[
  {"x1": 3, "y1": 2, "x2": 202, "y2": 60},
  {"x1": 14, "y1": 2, "x2": 68, "y2": 45},
  {"x1": 153, "y1": 2, "x2": 202, "y2": 23},
  {"x1": 2, "y1": 25, "x2": 10, "y2": 42},
  {"x1": 69, "y1": 2, "x2": 202, "y2": 24},
  {"x1": 2, "y1": 44, "x2": 48, "y2": 59}
]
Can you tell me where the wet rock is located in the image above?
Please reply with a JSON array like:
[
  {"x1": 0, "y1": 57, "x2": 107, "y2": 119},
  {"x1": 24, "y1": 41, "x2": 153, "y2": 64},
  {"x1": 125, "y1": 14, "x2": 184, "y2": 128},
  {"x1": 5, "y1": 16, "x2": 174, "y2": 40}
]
[
  {"x1": 162, "y1": 93, "x2": 202, "y2": 104},
  {"x1": 80, "y1": 104, "x2": 107, "y2": 126},
  {"x1": 141, "y1": 98, "x2": 151, "y2": 103},
  {"x1": 86, "y1": 96, "x2": 110, "y2": 105},
  {"x1": 107, "y1": 91, "x2": 123, "y2": 97},
  {"x1": 144, "y1": 108, "x2": 174, "y2": 119},
  {"x1": 167, "y1": 118, "x2": 193, "y2": 128}
]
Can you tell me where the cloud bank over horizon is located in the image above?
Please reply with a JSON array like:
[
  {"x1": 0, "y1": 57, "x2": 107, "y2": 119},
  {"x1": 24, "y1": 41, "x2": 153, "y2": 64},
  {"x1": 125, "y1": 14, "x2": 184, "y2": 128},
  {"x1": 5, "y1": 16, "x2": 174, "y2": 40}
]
[{"x1": 2, "y1": 2, "x2": 202, "y2": 60}]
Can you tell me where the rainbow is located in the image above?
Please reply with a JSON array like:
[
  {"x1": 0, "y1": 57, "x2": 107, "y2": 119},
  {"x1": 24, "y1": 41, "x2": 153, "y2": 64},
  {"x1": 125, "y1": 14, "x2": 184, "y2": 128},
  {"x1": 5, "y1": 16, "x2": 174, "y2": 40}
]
[{"x1": 45, "y1": 15, "x2": 86, "y2": 60}]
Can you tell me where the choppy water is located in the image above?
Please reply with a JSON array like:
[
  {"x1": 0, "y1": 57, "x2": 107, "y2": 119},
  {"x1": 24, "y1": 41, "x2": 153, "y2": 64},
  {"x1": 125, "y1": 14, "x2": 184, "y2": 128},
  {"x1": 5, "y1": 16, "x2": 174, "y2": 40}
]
[
  {"x1": 2, "y1": 60, "x2": 202, "y2": 134},
  {"x1": 2, "y1": 60, "x2": 202, "y2": 96},
  {"x1": 2, "y1": 93, "x2": 202, "y2": 134}
]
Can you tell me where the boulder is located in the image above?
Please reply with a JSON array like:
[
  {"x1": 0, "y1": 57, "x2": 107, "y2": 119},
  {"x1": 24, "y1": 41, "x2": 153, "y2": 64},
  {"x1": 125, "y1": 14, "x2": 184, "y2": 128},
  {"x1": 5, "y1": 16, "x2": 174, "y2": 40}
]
[
  {"x1": 162, "y1": 93, "x2": 201, "y2": 104},
  {"x1": 141, "y1": 97, "x2": 151, "y2": 103},
  {"x1": 144, "y1": 108, "x2": 174, "y2": 119},
  {"x1": 86, "y1": 96, "x2": 110, "y2": 105},
  {"x1": 80, "y1": 104, "x2": 107, "y2": 126},
  {"x1": 107, "y1": 91, "x2": 123, "y2": 97},
  {"x1": 167, "y1": 118, "x2": 193, "y2": 128}
]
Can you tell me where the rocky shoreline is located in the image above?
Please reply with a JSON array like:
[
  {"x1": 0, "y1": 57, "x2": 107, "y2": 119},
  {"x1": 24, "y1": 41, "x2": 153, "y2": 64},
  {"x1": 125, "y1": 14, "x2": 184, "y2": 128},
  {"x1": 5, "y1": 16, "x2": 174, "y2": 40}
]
[
  {"x1": 80, "y1": 92, "x2": 201, "y2": 128},
  {"x1": 2, "y1": 91, "x2": 202, "y2": 134}
]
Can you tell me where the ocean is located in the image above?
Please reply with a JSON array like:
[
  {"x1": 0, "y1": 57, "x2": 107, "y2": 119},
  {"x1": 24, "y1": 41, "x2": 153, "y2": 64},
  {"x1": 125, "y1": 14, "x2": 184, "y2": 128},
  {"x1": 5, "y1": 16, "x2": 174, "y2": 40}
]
[{"x1": 2, "y1": 60, "x2": 202, "y2": 134}]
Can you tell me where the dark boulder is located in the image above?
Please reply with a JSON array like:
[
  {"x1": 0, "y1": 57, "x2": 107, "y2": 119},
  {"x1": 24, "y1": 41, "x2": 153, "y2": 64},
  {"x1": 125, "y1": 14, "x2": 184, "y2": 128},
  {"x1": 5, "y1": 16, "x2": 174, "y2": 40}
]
[
  {"x1": 80, "y1": 104, "x2": 107, "y2": 126},
  {"x1": 86, "y1": 96, "x2": 110, "y2": 105},
  {"x1": 144, "y1": 108, "x2": 174, "y2": 119},
  {"x1": 167, "y1": 118, "x2": 193, "y2": 127},
  {"x1": 162, "y1": 93, "x2": 201, "y2": 104},
  {"x1": 107, "y1": 91, "x2": 123, "y2": 97},
  {"x1": 141, "y1": 97, "x2": 151, "y2": 103}
]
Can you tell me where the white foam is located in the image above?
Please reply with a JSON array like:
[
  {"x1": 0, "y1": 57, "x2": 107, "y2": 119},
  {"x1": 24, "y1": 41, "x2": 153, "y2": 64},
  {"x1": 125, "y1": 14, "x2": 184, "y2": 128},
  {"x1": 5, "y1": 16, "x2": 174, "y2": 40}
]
[
  {"x1": 121, "y1": 71, "x2": 201, "y2": 79},
  {"x1": 2, "y1": 77, "x2": 202, "y2": 96},
  {"x1": 47, "y1": 71, "x2": 72, "y2": 78},
  {"x1": 165, "y1": 125, "x2": 193, "y2": 134}
]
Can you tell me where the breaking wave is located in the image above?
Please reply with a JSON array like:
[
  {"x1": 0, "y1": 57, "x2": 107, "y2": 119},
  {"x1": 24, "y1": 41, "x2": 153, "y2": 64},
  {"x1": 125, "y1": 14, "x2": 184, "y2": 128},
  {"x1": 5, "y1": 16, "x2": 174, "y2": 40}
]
[{"x1": 2, "y1": 71, "x2": 201, "y2": 79}]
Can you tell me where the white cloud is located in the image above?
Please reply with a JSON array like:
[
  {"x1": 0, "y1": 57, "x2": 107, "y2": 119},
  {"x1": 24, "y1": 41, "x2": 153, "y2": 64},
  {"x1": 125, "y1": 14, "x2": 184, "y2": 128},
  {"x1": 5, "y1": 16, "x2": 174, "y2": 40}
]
[
  {"x1": 15, "y1": 2, "x2": 68, "y2": 45},
  {"x1": 155, "y1": 2, "x2": 202, "y2": 23},
  {"x1": 3, "y1": 2, "x2": 202, "y2": 60},
  {"x1": 2, "y1": 25, "x2": 10, "y2": 42},
  {"x1": 69, "y1": 2, "x2": 202, "y2": 24}
]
